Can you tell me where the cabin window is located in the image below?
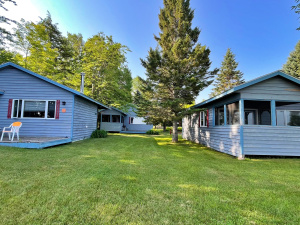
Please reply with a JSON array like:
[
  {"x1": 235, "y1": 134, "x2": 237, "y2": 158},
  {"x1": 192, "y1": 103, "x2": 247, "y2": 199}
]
[
  {"x1": 215, "y1": 106, "x2": 224, "y2": 125},
  {"x1": 12, "y1": 99, "x2": 22, "y2": 118},
  {"x1": 47, "y1": 101, "x2": 56, "y2": 118},
  {"x1": 23, "y1": 100, "x2": 56, "y2": 118},
  {"x1": 121, "y1": 116, "x2": 124, "y2": 124},
  {"x1": 102, "y1": 114, "x2": 110, "y2": 122},
  {"x1": 244, "y1": 100, "x2": 271, "y2": 125},
  {"x1": 112, "y1": 115, "x2": 120, "y2": 123},
  {"x1": 200, "y1": 111, "x2": 207, "y2": 127},
  {"x1": 12, "y1": 100, "x2": 56, "y2": 119},
  {"x1": 130, "y1": 117, "x2": 134, "y2": 124},
  {"x1": 226, "y1": 102, "x2": 240, "y2": 125}
]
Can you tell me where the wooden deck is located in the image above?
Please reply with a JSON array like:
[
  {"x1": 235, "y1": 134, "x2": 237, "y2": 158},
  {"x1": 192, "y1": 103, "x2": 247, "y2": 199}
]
[{"x1": 0, "y1": 136, "x2": 72, "y2": 149}]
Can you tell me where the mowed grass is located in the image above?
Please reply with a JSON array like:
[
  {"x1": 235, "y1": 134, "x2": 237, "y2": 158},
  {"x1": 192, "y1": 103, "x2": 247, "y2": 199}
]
[{"x1": 0, "y1": 133, "x2": 300, "y2": 224}]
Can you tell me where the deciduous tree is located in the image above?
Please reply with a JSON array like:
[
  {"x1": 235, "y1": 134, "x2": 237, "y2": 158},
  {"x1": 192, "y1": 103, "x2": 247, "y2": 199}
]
[{"x1": 82, "y1": 33, "x2": 132, "y2": 107}]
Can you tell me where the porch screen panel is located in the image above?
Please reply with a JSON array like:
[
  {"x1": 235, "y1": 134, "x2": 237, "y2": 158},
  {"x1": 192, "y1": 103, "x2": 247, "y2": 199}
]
[
  {"x1": 276, "y1": 102, "x2": 300, "y2": 126},
  {"x1": 112, "y1": 115, "x2": 120, "y2": 123},
  {"x1": 244, "y1": 100, "x2": 271, "y2": 125},
  {"x1": 226, "y1": 102, "x2": 239, "y2": 125},
  {"x1": 215, "y1": 106, "x2": 224, "y2": 126}
]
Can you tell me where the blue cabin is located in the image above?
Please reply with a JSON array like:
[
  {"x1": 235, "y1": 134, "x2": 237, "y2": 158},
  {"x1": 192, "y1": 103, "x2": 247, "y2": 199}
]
[
  {"x1": 182, "y1": 70, "x2": 300, "y2": 158},
  {"x1": 100, "y1": 107, "x2": 153, "y2": 133},
  {"x1": 0, "y1": 62, "x2": 108, "y2": 148}
]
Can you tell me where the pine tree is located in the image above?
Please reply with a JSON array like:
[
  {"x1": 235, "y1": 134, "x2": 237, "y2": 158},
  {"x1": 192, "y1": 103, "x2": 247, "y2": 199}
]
[
  {"x1": 141, "y1": 0, "x2": 216, "y2": 142},
  {"x1": 283, "y1": 41, "x2": 300, "y2": 78},
  {"x1": 210, "y1": 48, "x2": 244, "y2": 97}
]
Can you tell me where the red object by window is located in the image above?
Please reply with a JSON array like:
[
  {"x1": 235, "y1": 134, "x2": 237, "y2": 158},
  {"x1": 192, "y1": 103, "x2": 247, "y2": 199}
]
[
  {"x1": 55, "y1": 100, "x2": 60, "y2": 119},
  {"x1": 129, "y1": 117, "x2": 131, "y2": 124},
  {"x1": 198, "y1": 111, "x2": 201, "y2": 127},
  {"x1": 206, "y1": 109, "x2": 209, "y2": 127},
  {"x1": 7, "y1": 99, "x2": 12, "y2": 118}
]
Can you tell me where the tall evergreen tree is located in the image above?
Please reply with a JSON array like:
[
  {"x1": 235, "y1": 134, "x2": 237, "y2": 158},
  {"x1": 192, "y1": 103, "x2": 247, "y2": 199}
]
[
  {"x1": 292, "y1": 0, "x2": 300, "y2": 30},
  {"x1": 210, "y1": 48, "x2": 244, "y2": 97},
  {"x1": 141, "y1": 0, "x2": 216, "y2": 142},
  {"x1": 283, "y1": 40, "x2": 300, "y2": 78},
  {"x1": 0, "y1": 0, "x2": 17, "y2": 47}
]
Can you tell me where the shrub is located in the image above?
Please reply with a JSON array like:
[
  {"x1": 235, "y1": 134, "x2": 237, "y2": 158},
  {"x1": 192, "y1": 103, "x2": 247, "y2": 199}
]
[
  {"x1": 91, "y1": 129, "x2": 108, "y2": 138},
  {"x1": 165, "y1": 126, "x2": 182, "y2": 132},
  {"x1": 146, "y1": 129, "x2": 160, "y2": 135}
]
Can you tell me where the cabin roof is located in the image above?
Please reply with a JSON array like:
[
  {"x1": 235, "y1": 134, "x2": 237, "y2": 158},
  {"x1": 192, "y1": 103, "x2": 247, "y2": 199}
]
[
  {"x1": 193, "y1": 70, "x2": 300, "y2": 108},
  {"x1": 0, "y1": 62, "x2": 108, "y2": 109}
]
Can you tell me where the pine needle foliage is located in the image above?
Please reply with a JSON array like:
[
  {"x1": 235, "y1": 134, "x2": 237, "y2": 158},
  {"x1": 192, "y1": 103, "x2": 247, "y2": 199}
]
[
  {"x1": 210, "y1": 48, "x2": 244, "y2": 97},
  {"x1": 283, "y1": 40, "x2": 300, "y2": 79},
  {"x1": 141, "y1": 0, "x2": 216, "y2": 142}
]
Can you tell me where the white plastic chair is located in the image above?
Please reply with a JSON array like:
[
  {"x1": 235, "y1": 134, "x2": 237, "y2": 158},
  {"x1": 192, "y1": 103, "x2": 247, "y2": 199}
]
[{"x1": 1, "y1": 122, "x2": 22, "y2": 142}]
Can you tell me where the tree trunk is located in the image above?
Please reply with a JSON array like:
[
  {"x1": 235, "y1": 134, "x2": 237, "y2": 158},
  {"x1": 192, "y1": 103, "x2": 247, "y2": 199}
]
[
  {"x1": 172, "y1": 120, "x2": 178, "y2": 143},
  {"x1": 163, "y1": 123, "x2": 166, "y2": 132}
]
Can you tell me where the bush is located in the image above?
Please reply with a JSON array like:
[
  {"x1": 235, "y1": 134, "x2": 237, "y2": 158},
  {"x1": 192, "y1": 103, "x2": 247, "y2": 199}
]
[
  {"x1": 91, "y1": 129, "x2": 108, "y2": 138},
  {"x1": 165, "y1": 127, "x2": 182, "y2": 131},
  {"x1": 146, "y1": 129, "x2": 160, "y2": 135}
]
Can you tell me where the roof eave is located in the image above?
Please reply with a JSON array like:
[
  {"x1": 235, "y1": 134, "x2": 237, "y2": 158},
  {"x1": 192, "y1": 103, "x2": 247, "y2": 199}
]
[
  {"x1": 192, "y1": 70, "x2": 300, "y2": 108},
  {"x1": 0, "y1": 62, "x2": 109, "y2": 109}
]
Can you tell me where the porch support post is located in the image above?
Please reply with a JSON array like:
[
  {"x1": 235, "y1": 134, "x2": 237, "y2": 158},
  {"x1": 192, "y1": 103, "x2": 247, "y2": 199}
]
[
  {"x1": 239, "y1": 99, "x2": 244, "y2": 125},
  {"x1": 271, "y1": 100, "x2": 276, "y2": 126},
  {"x1": 212, "y1": 107, "x2": 215, "y2": 126},
  {"x1": 100, "y1": 113, "x2": 102, "y2": 129},
  {"x1": 224, "y1": 104, "x2": 227, "y2": 126},
  {"x1": 239, "y1": 99, "x2": 245, "y2": 160}
]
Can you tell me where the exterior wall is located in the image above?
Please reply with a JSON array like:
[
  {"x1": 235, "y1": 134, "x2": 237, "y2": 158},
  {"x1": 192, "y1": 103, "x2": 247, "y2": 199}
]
[
  {"x1": 240, "y1": 77, "x2": 300, "y2": 101},
  {"x1": 125, "y1": 106, "x2": 153, "y2": 129},
  {"x1": 100, "y1": 109, "x2": 123, "y2": 132},
  {"x1": 0, "y1": 67, "x2": 73, "y2": 137},
  {"x1": 101, "y1": 122, "x2": 122, "y2": 132},
  {"x1": 182, "y1": 109, "x2": 241, "y2": 157},
  {"x1": 72, "y1": 96, "x2": 98, "y2": 141},
  {"x1": 123, "y1": 123, "x2": 153, "y2": 131},
  {"x1": 243, "y1": 125, "x2": 300, "y2": 156}
]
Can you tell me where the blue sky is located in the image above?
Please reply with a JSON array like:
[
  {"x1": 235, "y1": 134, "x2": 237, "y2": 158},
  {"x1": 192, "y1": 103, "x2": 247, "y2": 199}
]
[{"x1": 4, "y1": 0, "x2": 300, "y2": 103}]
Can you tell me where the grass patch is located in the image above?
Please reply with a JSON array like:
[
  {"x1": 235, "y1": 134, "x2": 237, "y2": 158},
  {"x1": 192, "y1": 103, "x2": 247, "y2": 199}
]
[{"x1": 0, "y1": 133, "x2": 299, "y2": 224}]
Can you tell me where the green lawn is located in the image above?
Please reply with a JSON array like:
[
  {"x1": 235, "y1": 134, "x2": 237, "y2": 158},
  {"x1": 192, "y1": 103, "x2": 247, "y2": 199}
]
[{"x1": 0, "y1": 133, "x2": 299, "y2": 224}]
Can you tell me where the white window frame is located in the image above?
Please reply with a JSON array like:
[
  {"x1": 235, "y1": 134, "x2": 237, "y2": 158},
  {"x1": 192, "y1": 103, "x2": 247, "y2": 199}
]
[
  {"x1": 12, "y1": 99, "x2": 22, "y2": 118},
  {"x1": 276, "y1": 109, "x2": 300, "y2": 126},
  {"x1": 200, "y1": 111, "x2": 207, "y2": 127},
  {"x1": 11, "y1": 99, "x2": 56, "y2": 119}
]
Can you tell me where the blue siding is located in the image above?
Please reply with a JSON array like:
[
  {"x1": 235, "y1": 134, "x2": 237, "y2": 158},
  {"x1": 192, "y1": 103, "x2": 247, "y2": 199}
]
[
  {"x1": 240, "y1": 77, "x2": 300, "y2": 101},
  {"x1": 0, "y1": 67, "x2": 73, "y2": 137},
  {"x1": 72, "y1": 96, "x2": 98, "y2": 141},
  {"x1": 100, "y1": 109, "x2": 123, "y2": 132},
  {"x1": 182, "y1": 109, "x2": 241, "y2": 157},
  {"x1": 243, "y1": 126, "x2": 300, "y2": 156}
]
